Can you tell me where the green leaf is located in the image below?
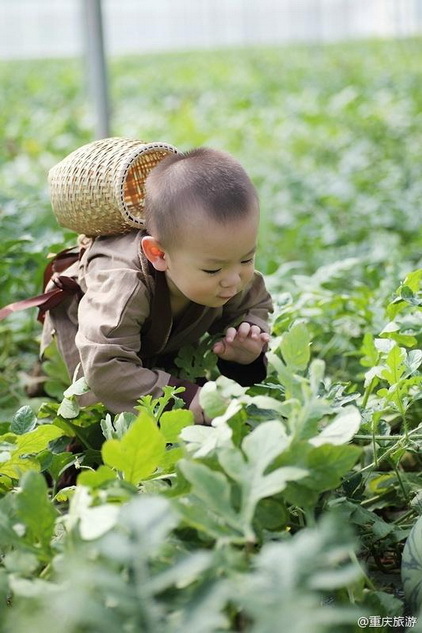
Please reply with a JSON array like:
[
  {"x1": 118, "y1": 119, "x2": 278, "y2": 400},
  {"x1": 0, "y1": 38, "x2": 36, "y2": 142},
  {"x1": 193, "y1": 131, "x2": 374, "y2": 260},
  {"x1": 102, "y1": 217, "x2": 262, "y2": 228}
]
[
  {"x1": 245, "y1": 395, "x2": 287, "y2": 414},
  {"x1": 235, "y1": 514, "x2": 361, "y2": 631},
  {"x1": 102, "y1": 412, "x2": 166, "y2": 484},
  {"x1": 7, "y1": 576, "x2": 54, "y2": 599},
  {"x1": 0, "y1": 506, "x2": 22, "y2": 548},
  {"x1": 278, "y1": 441, "x2": 362, "y2": 509},
  {"x1": 3, "y1": 550, "x2": 39, "y2": 576},
  {"x1": 308, "y1": 358, "x2": 325, "y2": 393},
  {"x1": 280, "y1": 322, "x2": 311, "y2": 371},
  {"x1": 121, "y1": 495, "x2": 179, "y2": 553},
  {"x1": 12, "y1": 425, "x2": 65, "y2": 456},
  {"x1": 79, "y1": 504, "x2": 120, "y2": 541},
  {"x1": 64, "y1": 485, "x2": 120, "y2": 540},
  {"x1": 306, "y1": 444, "x2": 362, "y2": 492},
  {"x1": 363, "y1": 365, "x2": 383, "y2": 388},
  {"x1": 381, "y1": 345, "x2": 406, "y2": 386},
  {"x1": 180, "y1": 418, "x2": 233, "y2": 459},
  {"x1": 380, "y1": 321, "x2": 400, "y2": 336},
  {"x1": 100, "y1": 412, "x2": 136, "y2": 440},
  {"x1": 382, "y1": 330, "x2": 417, "y2": 348},
  {"x1": 11, "y1": 406, "x2": 37, "y2": 435},
  {"x1": 402, "y1": 269, "x2": 422, "y2": 293},
  {"x1": 159, "y1": 446, "x2": 184, "y2": 473},
  {"x1": 160, "y1": 409, "x2": 194, "y2": 443},
  {"x1": 374, "y1": 338, "x2": 395, "y2": 354},
  {"x1": 63, "y1": 376, "x2": 90, "y2": 397},
  {"x1": 309, "y1": 406, "x2": 361, "y2": 447},
  {"x1": 267, "y1": 352, "x2": 295, "y2": 394},
  {"x1": 47, "y1": 452, "x2": 75, "y2": 483},
  {"x1": 148, "y1": 550, "x2": 214, "y2": 594},
  {"x1": 174, "y1": 334, "x2": 218, "y2": 381},
  {"x1": 136, "y1": 385, "x2": 186, "y2": 420},
  {"x1": 178, "y1": 458, "x2": 244, "y2": 538},
  {"x1": 359, "y1": 332, "x2": 379, "y2": 368},
  {"x1": 338, "y1": 500, "x2": 401, "y2": 544},
  {"x1": 200, "y1": 377, "x2": 246, "y2": 419},
  {"x1": 405, "y1": 349, "x2": 422, "y2": 375},
  {"x1": 219, "y1": 422, "x2": 307, "y2": 538},
  {"x1": 57, "y1": 396, "x2": 80, "y2": 419},
  {"x1": 77, "y1": 465, "x2": 117, "y2": 488},
  {"x1": 158, "y1": 574, "x2": 230, "y2": 632},
  {"x1": 41, "y1": 338, "x2": 71, "y2": 399},
  {"x1": 0, "y1": 425, "x2": 64, "y2": 479},
  {"x1": 15, "y1": 471, "x2": 58, "y2": 549}
]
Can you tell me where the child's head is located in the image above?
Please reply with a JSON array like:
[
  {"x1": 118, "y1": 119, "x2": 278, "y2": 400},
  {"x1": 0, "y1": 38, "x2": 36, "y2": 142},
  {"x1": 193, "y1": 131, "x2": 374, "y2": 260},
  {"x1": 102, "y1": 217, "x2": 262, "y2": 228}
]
[
  {"x1": 143, "y1": 147, "x2": 258, "y2": 248},
  {"x1": 142, "y1": 147, "x2": 260, "y2": 308}
]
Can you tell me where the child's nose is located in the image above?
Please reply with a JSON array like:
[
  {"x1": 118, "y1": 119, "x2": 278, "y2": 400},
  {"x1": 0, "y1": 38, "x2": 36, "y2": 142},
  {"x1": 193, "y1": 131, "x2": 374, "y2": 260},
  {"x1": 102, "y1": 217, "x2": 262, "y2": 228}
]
[{"x1": 220, "y1": 271, "x2": 241, "y2": 288}]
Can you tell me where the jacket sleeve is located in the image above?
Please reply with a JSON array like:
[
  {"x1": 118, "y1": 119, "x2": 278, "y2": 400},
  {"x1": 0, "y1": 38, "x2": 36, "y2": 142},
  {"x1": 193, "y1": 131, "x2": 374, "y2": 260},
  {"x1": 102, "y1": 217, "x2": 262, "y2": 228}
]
[
  {"x1": 209, "y1": 271, "x2": 273, "y2": 386},
  {"x1": 75, "y1": 263, "x2": 198, "y2": 414}
]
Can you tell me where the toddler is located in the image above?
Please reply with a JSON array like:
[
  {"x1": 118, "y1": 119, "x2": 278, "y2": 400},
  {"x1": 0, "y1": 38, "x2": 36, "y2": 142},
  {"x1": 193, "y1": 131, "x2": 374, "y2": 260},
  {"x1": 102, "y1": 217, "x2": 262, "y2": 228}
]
[{"x1": 41, "y1": 147, "x2": 273, "y2": 423}]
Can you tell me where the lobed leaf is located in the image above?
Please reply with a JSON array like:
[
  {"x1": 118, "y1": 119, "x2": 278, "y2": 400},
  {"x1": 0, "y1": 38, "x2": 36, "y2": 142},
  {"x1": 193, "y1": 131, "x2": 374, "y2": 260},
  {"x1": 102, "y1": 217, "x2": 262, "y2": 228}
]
[
  {"x1": 102, "y1": 412, "x2": 166, "y2": 485},
  {"x1": 280, "y1": 321, "x2": 311, "y2": 371}
]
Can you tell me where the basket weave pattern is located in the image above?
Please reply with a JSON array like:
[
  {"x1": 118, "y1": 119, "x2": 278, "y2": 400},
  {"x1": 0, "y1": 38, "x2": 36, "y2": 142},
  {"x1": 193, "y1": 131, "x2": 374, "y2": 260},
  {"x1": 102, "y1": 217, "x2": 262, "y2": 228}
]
[{"x1": 48, "y1": 137, "x2": 178, "y2": 236}]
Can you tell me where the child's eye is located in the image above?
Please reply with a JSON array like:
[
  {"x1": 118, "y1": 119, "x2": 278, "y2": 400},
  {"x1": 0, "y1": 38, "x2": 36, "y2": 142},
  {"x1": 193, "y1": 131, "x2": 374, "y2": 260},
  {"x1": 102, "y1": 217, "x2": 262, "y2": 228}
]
[
  {"x1": 202, "y1": 268, "x2": 221, "y2": 275},
  {"x1": 241, "y1": 258, "x2": 254, "y2": 265}
]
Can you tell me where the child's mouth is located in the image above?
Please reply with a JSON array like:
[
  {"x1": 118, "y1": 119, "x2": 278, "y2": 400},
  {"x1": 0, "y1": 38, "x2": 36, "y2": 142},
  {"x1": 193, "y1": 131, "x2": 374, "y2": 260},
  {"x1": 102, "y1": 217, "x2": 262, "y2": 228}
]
[{"x1": 218, "y1": 293, "x2": 237, "y2": 300}]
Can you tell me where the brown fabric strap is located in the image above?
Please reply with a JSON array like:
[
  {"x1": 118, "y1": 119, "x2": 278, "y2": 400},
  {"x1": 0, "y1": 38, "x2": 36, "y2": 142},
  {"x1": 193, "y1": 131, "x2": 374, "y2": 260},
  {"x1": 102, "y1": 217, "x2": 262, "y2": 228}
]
[
  {"x1": 0, "y1": 275, "x2": 83, "y2": 323},
  {"x1": 0, "y1": 245, "x2": 83, "y2": 324},
  {"x1": 43, "y1": 247, "x2": 80, "y2": 290},
  {"x1": 0, "y1": 288, "x2": 62, "y2": 322}
]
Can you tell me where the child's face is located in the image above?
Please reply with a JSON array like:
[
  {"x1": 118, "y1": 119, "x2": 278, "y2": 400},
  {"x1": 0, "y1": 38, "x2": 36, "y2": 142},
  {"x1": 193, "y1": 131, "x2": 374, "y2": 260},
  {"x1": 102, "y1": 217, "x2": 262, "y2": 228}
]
[{"x1": 163, "y1": 206, "x2": 259, "y2": 308}]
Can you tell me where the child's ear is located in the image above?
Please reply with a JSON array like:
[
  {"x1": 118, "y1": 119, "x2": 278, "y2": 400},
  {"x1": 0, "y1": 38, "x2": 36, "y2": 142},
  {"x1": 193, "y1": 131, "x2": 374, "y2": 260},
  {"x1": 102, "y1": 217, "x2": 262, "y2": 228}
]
[{"x1": 141, "y1": 236, "x2": 168, "y2": 271}]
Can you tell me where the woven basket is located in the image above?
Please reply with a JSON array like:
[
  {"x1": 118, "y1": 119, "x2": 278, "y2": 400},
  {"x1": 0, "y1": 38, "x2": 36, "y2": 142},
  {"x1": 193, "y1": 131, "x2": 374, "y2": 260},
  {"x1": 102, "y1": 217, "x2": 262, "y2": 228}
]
[{"x1": 48, "y1": 137, "x2": 178, "y2": 236}]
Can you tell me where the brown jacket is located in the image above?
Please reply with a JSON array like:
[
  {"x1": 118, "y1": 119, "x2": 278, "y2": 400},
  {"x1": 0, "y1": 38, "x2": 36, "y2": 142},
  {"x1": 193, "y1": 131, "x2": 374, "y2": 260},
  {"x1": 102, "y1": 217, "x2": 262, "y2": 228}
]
[{"x1": 41, "y1": 231, "x2": 273, "y2": 413}]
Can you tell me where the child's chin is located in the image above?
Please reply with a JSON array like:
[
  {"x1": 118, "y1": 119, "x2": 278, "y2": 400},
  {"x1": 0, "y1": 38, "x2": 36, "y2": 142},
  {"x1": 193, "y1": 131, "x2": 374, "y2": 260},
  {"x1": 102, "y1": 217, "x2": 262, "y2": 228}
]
[
  {"x1": 193, "y1": 295, "x2": 234, "y2": 308},
  {"x1": 212, "y1": 296, "x2": 233, "y2": 307}
]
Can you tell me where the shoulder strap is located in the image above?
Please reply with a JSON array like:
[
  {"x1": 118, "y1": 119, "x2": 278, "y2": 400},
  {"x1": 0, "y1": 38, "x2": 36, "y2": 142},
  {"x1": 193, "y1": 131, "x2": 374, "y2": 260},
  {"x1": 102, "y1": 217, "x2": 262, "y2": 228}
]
[
  {"x1": 0, "y1": 275, "x2": 83, "y2": 324},
  {"x1": 42, "y1": 246, "x2": 81, "y2": 290},
  {"x1": 0, "y1": 247, "x2": 83, "y2": 324}
]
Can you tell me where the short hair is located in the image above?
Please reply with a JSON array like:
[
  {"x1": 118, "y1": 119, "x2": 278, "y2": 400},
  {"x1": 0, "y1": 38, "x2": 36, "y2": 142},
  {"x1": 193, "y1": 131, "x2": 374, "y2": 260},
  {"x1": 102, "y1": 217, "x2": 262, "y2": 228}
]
[{"x1": 143, "y1": 147, "x2": 258, "y2": 248}]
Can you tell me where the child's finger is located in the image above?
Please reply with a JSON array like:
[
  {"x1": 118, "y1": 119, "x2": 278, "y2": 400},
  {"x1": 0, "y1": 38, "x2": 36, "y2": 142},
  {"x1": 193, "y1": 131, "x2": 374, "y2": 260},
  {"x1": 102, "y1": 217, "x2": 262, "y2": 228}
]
[
  {"x1": 236, "y1": 322, "x2": 251, "y2": 340},
  {"x1": 224, "y1": 327, "x2": 237, "y2": 343},
  {"x1": 212, "y1": 341, "x2": 225, "y2": 354},
  {"x1": 249, "y1": 325, "x2": 261, "y2": 339}
]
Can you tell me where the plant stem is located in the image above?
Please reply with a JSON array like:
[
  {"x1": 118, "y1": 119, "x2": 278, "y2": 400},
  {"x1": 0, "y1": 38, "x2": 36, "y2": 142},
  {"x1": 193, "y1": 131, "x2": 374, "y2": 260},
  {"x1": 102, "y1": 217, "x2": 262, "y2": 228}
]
[
  {"x1": 354, "y1": 434, "x2": 422, "y2": 441},
  {"x1": 361, "y1": 377, "x2": 376, "y2": 410},
  {"x1": 371, "y1": 413, "x2": 378, "y2": 468},
  {"x1": 393, "y1": 508, "x2": 416, "y2": 526},
  {"x1": 396, "y1": 386, "x2": 409, "y2": 440},
  {"x1": 388, "y1": 458, "x2": 410, "y2": 504},
  {"x1": 352, "y1": 425, "x2": 422, "y2": 479},
  {"x1": 361, "y1": 491, "x2": 393, "y2": 508},
  {"x1": 349, "y1": 441, "x2": 404, "y2": 478},
  {"x1": 349, "y1": 549, "x2": 377, "y2": 592}
]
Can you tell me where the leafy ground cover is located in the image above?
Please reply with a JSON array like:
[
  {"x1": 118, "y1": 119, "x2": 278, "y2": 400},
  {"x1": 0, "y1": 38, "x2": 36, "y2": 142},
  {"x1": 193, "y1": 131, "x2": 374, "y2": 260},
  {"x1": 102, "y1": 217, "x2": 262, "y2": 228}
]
[{"x1": 0, "y1": 38, "x2": 422, "y2": 632}]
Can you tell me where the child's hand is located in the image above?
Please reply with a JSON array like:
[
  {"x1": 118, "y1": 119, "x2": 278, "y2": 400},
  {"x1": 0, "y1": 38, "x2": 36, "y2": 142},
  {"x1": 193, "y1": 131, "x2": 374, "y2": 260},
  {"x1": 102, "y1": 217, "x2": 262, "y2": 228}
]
[
  {"x1": 189, "y1": 389, "x2": 212, "y2": 425},
  {"x1": 212, "y1": 322, "x2": 270, "y2": 365}
]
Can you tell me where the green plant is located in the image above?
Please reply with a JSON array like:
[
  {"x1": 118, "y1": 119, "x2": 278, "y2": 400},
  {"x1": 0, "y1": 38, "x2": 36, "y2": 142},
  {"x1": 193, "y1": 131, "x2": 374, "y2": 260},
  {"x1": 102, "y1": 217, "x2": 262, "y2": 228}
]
[{"x1": 1, "y1": 37, "x2": 422, "y2": 630}]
